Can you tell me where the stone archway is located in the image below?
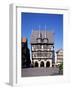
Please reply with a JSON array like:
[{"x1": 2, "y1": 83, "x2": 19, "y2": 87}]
[
  {"x1": 40, "y1": 61, "x2": 44, "y2": 67},
  {"x1": 35, "y1": 61, "x2": 38, "y2": 67},
  {"x1": 46, "y1": 61, "x2": 50, "y2": 67}
]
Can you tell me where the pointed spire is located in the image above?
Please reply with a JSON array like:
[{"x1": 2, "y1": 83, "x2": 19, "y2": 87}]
[
  {"x1": 39, "y1": 25, "x2": 40, "y2": 37},
  {"x1": 45, "y1": 24, "x2": 46, "y2": 31},
  {"x1": 45, "y1": 24, "x2": 46, "y2": 38}
]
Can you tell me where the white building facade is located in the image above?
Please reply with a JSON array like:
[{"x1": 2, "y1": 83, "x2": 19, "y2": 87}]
[{"x1": 56, "y1": 49, "x2": 63, "y2": 65}]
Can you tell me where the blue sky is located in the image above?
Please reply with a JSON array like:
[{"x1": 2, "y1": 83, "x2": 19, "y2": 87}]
[{"x1": 21, "y1": 12, "x2": 63, "y2": 51}]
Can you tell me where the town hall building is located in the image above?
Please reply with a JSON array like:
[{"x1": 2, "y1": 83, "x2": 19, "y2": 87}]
[{"x1": 30, "y1": 30, "x2": 55, "y2": 68}]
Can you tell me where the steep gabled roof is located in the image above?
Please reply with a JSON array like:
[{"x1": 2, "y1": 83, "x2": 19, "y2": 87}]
[
  {"x1": 56, "y1": 49, "x2": 63, "y2": 53},
  {"x1": 30, "y1": 30, "x2": 54, "y2": 44}
]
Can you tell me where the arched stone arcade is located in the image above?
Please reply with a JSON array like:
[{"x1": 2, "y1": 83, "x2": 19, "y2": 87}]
[{"x1": 34, "y1": 60, "x2": 51, "y2": 68}]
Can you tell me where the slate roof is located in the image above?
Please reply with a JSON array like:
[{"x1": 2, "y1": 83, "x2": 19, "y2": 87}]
[{"x1": 30, "y1": 30, "x2": 54, "y2": 44}]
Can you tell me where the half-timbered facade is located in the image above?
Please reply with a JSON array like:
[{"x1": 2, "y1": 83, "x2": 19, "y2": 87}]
[{"x1": 30, "y1": 30, "x2": 55, "y2": 67}]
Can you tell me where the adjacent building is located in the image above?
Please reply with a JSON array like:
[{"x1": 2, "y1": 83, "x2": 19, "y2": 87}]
[
  {"x1": 56, "y1": 49, "x2": 63, "y2": 65},
  {"x1": 30, "y1": 30, "x2": 55, "y2": 68},
  {"x1": 22, "y1": 38, "x2": 31, "y2": 68}
]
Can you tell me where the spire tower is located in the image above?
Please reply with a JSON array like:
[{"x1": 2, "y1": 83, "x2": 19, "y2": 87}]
[{"x1": 45, "y1": 24, "x2": 46, "y2": 38}]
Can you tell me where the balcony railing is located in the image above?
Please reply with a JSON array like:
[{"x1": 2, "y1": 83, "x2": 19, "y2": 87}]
[
  {"x1": 32, "y1": 48, "x2": 54, "y2": 51},
  {"x1": 32, "y1": 56, "x2": 52, "y2": 59}
]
